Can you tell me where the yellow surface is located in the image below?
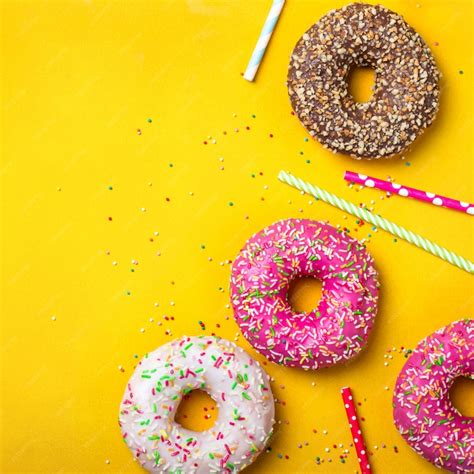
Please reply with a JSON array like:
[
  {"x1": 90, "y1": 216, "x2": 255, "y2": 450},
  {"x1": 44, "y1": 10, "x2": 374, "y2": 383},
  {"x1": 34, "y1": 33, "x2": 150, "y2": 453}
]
[{"x1": 1, "y1": 0, "x2": 473, "y2": 473}]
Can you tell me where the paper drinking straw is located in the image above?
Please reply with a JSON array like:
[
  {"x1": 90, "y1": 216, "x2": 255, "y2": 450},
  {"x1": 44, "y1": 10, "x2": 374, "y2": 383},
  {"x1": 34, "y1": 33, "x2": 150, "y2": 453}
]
[
  {"x1": 344, "y1": 171, "x2": 474, "y2": 216},
  {"x1": 278, "y1": 170, "x2": 474, "y2": 274},
  {"x1": 243, "y1": 0, "x2": 285, "y2": 82},
  {"x1": 341, "y1": 387, "x2": 372, "y2": 474}
]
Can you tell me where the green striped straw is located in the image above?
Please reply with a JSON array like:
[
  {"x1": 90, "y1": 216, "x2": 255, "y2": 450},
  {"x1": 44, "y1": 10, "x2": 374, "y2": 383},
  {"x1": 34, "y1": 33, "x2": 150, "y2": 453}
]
[{"x1": 278, "y1": 170, "x2": 474, "y2": 274}]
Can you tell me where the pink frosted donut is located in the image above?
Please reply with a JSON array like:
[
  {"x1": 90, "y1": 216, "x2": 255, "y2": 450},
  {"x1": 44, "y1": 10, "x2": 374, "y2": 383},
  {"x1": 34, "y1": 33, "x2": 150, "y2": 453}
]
[
  {"x1": 230, "y1": 219, "x2": 379, "y2": 369},
  {"x1": 393, "y1": 319, "x2": 473, "y2": 473}
]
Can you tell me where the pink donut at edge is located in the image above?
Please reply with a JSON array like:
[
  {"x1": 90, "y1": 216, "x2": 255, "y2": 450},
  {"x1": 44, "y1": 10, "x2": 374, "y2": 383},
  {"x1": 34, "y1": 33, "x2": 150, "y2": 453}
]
[
  {"x1": 230, "y1": 218, "x2": 379, "y2": 369},
  {"x1": 393, "y1": 319, "x2": 473, "y2": 473}
]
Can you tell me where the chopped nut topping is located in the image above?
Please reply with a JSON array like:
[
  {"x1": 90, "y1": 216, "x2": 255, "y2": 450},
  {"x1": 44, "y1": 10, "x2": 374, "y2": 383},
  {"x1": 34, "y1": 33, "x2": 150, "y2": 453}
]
[{"x1": 287, "y1": 3, "x2": 440, "y2": 159}]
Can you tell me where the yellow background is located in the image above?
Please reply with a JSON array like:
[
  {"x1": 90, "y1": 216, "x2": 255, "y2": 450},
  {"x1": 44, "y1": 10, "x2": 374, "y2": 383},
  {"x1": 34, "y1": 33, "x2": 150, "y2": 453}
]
[{"x1": 1, "y1": 0, "x2": 473, "y2": 472}]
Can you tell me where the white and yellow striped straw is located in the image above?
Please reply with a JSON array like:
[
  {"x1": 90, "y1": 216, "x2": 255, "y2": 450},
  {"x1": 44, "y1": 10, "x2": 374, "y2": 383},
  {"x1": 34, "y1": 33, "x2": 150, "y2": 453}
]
[
  {"x1": 278, "y1": 170, "x2": 474, "y2": 274},
  {"x1": 243, "y1": 0, "x2": 285, "y2": 82}
]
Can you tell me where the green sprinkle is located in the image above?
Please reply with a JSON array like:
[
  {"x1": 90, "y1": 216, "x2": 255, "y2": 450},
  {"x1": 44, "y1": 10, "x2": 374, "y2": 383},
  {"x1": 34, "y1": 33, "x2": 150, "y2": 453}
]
[{"x1": 242, "y1": 392, "x2": 251, "y2": 400}]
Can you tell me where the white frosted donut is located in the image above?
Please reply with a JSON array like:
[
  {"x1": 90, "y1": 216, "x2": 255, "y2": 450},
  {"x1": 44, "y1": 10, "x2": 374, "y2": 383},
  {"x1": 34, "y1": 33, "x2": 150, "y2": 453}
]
[{"x1": 119, "y1": 336, "x2": 275, "y2": 473}]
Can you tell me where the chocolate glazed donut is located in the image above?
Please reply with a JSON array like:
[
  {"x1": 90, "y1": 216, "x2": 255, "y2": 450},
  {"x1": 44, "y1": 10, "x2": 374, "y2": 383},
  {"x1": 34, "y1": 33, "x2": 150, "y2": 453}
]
[{"x1": 287, "y1": 3, "x2": 440, "y2": 159}]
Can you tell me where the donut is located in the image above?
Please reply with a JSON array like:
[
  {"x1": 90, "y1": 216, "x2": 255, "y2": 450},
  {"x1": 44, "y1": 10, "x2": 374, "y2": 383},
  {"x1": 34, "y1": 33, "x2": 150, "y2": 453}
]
[
  {"x1": 230, "y1": 219, "x2": 379, "y2": 369},
  {"x1": 119, "y1": 336, "x2": 275, "y2": 473},
  {"x1": 287, "y1": 3, "x2": 440, "y2": 159},
  {"x1": 393, "y1": 319, "x2": 473, "y2": 473}
]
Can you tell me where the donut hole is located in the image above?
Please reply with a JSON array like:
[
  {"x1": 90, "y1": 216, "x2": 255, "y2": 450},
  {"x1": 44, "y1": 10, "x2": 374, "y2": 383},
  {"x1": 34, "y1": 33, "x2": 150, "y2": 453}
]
[
  {"x1": 347, "y1": 66, "x2": 376, "y2": 103},
  {"x1": 288, "y1": 276, "x2": 322, "y2": 314},
  {"x1": 174, "y1": 389, "x2": 218, "y2": 431},
  {"x1": 449, "y1": 377, "x2": 474, "y2": 417}
]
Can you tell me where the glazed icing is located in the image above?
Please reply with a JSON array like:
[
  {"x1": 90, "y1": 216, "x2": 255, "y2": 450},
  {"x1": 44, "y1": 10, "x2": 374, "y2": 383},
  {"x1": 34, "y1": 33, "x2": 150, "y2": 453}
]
[
  {"x1": 393, "y1": 319, "x2": 473, "y2": 473},
  {"x1": 230, "y1": 219, "x2": 379, "y2": 369},
  {"x1": 119, "y1": 336, "x2": 275, "y2": 473}
]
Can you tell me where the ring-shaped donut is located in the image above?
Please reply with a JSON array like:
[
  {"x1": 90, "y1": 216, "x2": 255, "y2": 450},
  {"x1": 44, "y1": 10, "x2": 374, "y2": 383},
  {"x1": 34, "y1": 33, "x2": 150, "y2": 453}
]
[
  {"x1": 230, "y1": 219, "x2": 379, "y2": 369},
  {"x1": 393, "y1": 319, "x2": 473, "y2": 473},
  {"x1": 119, "y1": 336, "x2": 275, "y2": 473},
  {"x1": 287, "y1": 3, "x2": 440, "y2": 159}
]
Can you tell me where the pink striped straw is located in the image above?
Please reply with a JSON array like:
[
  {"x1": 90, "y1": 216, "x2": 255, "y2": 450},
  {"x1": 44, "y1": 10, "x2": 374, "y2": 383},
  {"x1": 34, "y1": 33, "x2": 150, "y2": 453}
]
[
  {"x1": 341, "y1": 387, "x2": 371, "y2": 474},
  {"x1": 344, "y1": 171, "x2": 474, "y2": 216}
]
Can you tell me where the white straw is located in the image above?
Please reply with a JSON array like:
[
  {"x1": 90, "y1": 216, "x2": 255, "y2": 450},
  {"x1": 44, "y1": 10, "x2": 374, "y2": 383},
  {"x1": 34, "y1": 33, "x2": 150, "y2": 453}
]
[{"x1": 243, "y1": 0, "x2": 285, "y2": 82}]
